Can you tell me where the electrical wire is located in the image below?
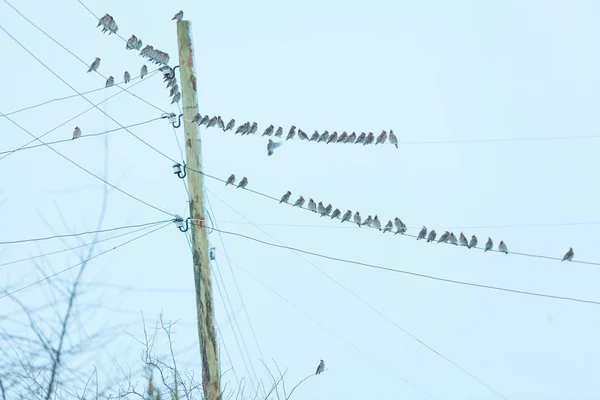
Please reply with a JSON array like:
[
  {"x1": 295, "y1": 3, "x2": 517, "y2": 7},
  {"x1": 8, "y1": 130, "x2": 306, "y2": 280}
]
[
  {"x1": 4, "y1": 0, "x2": 169, "y2": 115},
  {"x1": 0, "y1": 117, "x2": 162, "y2": 157},
  {"x1": 0, "y1": 222, "x2": 167, "y2": 268},
  {"x1": 0, "y1": 220, "x2": 171, "y2": 246},
  {"x1": 0, "y1": 222, "x2": 171, "y2": 300},
  {"x1": 201, "y1": 191, "x2": 507, "y2": 399}
]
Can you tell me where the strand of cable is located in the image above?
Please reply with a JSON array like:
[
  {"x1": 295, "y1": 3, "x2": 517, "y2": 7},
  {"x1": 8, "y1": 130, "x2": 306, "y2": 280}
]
[
  {"x1": 0, "y1": 222, "x2": 168, "y2": 269},
  {"x1": 203, "y1": 189, "x2": 502, "y2": 399},
  {"x1": 0, "y1": 68, "x2": 162, "y2": 118},
  {"x1": 199, "y1": 225, "x2": 600, "y2": 307},
  {"x1": 3, "y1": 1, "x2": 169, "y2": 115},
  {"x1": 217, "y1": 247, "x2": 436, "y2": 399},
  {"x1": 0, "y1": 117, "x2": 162, "y2": 157},
  {"x1": 196, "y1": 171, "x2": 596, "y2": 266},
  {"x1": 0, "y1": 222, "x2": 171, "y2": 301},
  {"x1": 0, "y1": 71, "x2": 159, "y2": 162},
  {"x1": 1, "y1": 111, "x2": 175, "y2": 218},
  {"x1": 0, "y1": 220, "x2": 171, "y2": 246},
  {"x1": 206, "y1": 196, "x2": 266, "y2": 390}
]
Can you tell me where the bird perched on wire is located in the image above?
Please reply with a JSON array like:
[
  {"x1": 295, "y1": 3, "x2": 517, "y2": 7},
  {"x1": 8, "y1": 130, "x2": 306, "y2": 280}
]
[
  {"x1": 72, "y1": 127, "x2": 81, "y2": 140},
  {"x1": 498, "y1": 241, "x2": 508, "y2": 254},
  {"x1": 280, "y1": 191, "x2": 291, "y2": 204},
  {"x1": 286, "y1": 126, "x2": 296, "y2": 140},
  {"x1": 317, "y1": 131, "x2": 329, "y2": 143},
  {"x1": 171, "y1": 92, "x2": 181, "y2": 104},
  {"x1": 468, "y1": 235, "x2": 478, "y2": 249},
  {"x1": 394, "y1": 218, "x2": 407, "y2": 234},
  {"x1": 308, "y1": 199, "x2": 317, "y2": 213},
  {"x1": 267, "y1": 139, "x2": 282, "y2": 156},
  {"x1": 341, "y1": 210, "x2": 352, "y2": 223},
  {"x1": 309, "y1": 131, "x2": 319, "y2": 141},
  {"x1": 248, "y1": 122, "x2": 258, "y2": 135},
  {"x1": 169, "y1": 84, "x2": 179, "y2": 97},
  {"x1": 262, "y1": 124, "x2": 274, "y2": 136},
  {"x1": 105, "y1": 76, "x2": 114, "y2": 88},
  {"x1": 417, "y1": 226, "x2": 427, "y2": 240},
  {"x1": 124, "y1": 71, "x2": 130, "y2": 84},
  {"x1": 355, "y1": 132, "x2": 366, "y2": 144},
  {"x1": 225, "y1": 174, "x2": 235, "y2": 186},
  {"x1": 389, "y1": 130, "x2": 398, "y2": 148},
  {"x1": 372, "y1": 215, "x2": 382, "y2": 230},
  {"x1": 274, "y1": 126, "x2": 283, "y2": 137},
  {"x1": 87, "y1": 57, "x2": 101, "y2": 73},
  {"x1": 317, "y1": 201, "x2": 325, "y2": 215},
  {"x1": 562, "y1": 247, "x2": 574, "y2": 262},
  {"x1": 448, "y1": 232, "x2": 458, "y2": 245},
  {"x1": 322, "y1": 204, "x2": 332, "y2": 217},
  {"x1": 484, "y1": 238, "x2": 493, "y2": 252},
  {"x1": 438, "y1": 231, "x2": 450, "y2": 243},
  {"x1": 353, "y1": 211, "x2": 361, "y2": 227},
  {"x1": 331, "y1": 208, "x2": 341, "y2": 219},
  {"x1": 208, "y1": 116, "x2": 218, "y2": 128},
  {"x1": 383, "y1": 220, "x2": 393, "y2": 233},
  {"x1": 293, "y1": 196, "x2": 305, "y2": 207},
  {"x1": 97, "y1": 14, "x2": 110, "y2": 29},
  {"x1": 235, "y1": 122, "x2": 249, "y2": 134},
  {"x1": 346, "y1": 132, "x2": 357, "y2": 143},
  {"x1": 126, "y1": 34, "x2": 139, "y2": 50},
  {"x1": 140, "y1": 65, "x2": 148, "y2": 79},
  {"x1": 364, "y1": 132, "x2": 375, "y2": 145},
  {"x1": 326, "y1": 132, "x2": 338, "y2": 144},
  {"x1": 200, "y1": 115, "x2": 210, "y2": 127},
  {"x1": 237, "y1": 177, "x2": 248, "y2": 189},
  {"x1": 362, "y1": 215, "x2": 373, "y2": 227},
  {"x1": 216, "y1": 117, "x2": 225, "y2": 130},
  {"x1": 459, "y1": 232, "x2": 468, "y2": 247},
  {"x1": 337, "y1": 131, "x2": 348, "y2": 143},
  {"x1": 315, "y1": 360, "x2": 325, "y2": 375},
  {"x1": 298, "y1": 129, "x2": 309, "y2": 140},
  {"x1": 426, "y1": 230, "x2": 436, "y2": 242},
  {"x1": 224, "y1": 119, "x2": 235, "y2": 132},
  {"x1": 375, "y1": 130, "x2": 387, "y2": 145},
  {"x1": 192, "y1": 113, "x2": 202, "y2": 123},
  {"x1": 172, "y1": 10, "x2": 184, "y2": 21}
]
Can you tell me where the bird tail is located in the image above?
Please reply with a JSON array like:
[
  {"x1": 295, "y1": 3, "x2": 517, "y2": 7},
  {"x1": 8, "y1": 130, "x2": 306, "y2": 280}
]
[{"x1": 395, "y1": 144, "x2": 398, "y2": 149}]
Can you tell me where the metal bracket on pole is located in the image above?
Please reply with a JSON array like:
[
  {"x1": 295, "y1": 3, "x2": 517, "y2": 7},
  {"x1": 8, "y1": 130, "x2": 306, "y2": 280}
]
[
  {"x1": 161, "y1": 112, "x2": 184, "y2": 128},
  {"x1": 165, "y1": 65, "x2": 180, "y2": 80},
  {"x1": 173, "y1": 216, "x2": 190, "y2": 232},
  {"x1": 172, "y1": 163, "x2": 187, "y2": 179}
]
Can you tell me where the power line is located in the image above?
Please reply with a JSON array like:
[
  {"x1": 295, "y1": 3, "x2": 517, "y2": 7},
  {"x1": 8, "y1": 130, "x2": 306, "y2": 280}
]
[
  {"x1": 200, "y1": 192, "x2": 506, "y2": 399},
  {"x1": 0, "y1": 222, "x2": 168, "y2": 268},
  {"x1": 0, "y1": 222, "x2": 171, "y2": 300},
  {"x1": 4, "y1": 0, "x2": 168, "y2": 115},
  {"x1": 0, "y1": 220, "x2": 171, "y2": 246},
  {"x1": 201, "y1": 225, "x2": 600, "y2": 307},
  {"x1": 0, "y1": 117, "x2": 162, "y2": 157}
]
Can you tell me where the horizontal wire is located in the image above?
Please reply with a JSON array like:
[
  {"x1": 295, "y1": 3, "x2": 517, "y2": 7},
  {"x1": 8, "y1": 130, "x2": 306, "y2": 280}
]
[
  {"x1": 0, "y1": 222, "x2": 171, "y2": 301},
  {"x1": 0, "y1": 220, "x2": 171, "y2": 245},
  {"x1": 0, "y1": 117, "x2": 162, "y2": 157},
  {"x1": 0, "y1": 222, "x2": 167, "y2": 268},
  {"x1": 194, "y1": 224, "x2": 600, "y2": 306}
]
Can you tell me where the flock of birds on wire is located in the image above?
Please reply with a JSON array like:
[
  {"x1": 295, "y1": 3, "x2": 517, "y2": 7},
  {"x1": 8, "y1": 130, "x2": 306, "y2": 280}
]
[
  {"x1": 223, "y1": 174, "x2": 576, "y2": 262},
  {"x1": 192, "y1": 113, "x2": 399, "y2": 156}
]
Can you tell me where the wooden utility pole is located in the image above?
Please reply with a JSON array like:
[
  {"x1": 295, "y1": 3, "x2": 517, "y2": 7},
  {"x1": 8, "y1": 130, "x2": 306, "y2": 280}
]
[{"x1": 176, "y1": 20, "x2": 221, "y2": 400}]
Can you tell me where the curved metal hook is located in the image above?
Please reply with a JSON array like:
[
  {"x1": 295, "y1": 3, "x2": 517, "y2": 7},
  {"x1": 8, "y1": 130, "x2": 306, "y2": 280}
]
[
  {"x1": 173, "y1": 162, "x2": 187, "y2": 179},
  {"x1": 173, "y1": 216, "x2": 189, "y2": 232},
  {"x1": 172, "y1": 113, "x2": 183, "y2": 128},
  {"x1": 166, "y1": 65, "x2": 180, "y2": 80}
]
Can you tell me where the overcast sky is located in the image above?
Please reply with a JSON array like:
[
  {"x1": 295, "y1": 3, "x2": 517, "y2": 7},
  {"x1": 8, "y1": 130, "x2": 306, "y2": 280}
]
[{"x1": 1, "y1": 0, "x2": 600, "y2": 399}]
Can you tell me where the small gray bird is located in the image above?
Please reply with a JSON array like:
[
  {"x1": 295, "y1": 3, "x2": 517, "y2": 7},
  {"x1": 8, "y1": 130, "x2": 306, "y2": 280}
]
[
  {"x1": 105, "y1": 76, "x2": 114, "y2": 87},
  {"x1": 337, "y1": 131, "x2": 348, "y2": 143},
  {"x1": 225, "y1": 174, "x2": 235, "y2": 186},
  {"x1": 331, "y1": 208, "x2": 341, "y2": 219},
  {"x1": 326, "y1": 132, "x2": 338, "y2": 144},
  {"x1": 286, "y1": 125, "x2": 296, "y2": 140},
  {"x1": 72, "y1": 126, "x2": 81, "y2": 140},
  {"x1": 562, "y1": 247, "x2": 574, "y2": 262},
  {"x1": 448, "y1": 232, "x2": 458, "y2": 245},
  {"x1": 126, "y1": 35, "x2": 138, "y2": 50},
  {"x1": 426, "y1": 230, "x2": 437, "y2": 242},
  {"x1": 438, "y1": 231, "x2": 450, "y2": 243},
  {"x1": 172, "y1": 10, "x2": 184, "y2": 21},
  {"x1": 247, "y1": 122, "x2": 258, "y2": 135},
  {"x1": 498, "y1": 241, "x2": 508, "y2": 254},
  {"x1": 124, "y1": 71, "x2": 130, "y2": 83},
  {"x1": 389, "y1": 129, "x2": 398, "y2": 148},
  {"x1": 364, "y1": 132, "x2": 375, "y2": 145},
  {"x1": 417, "y1": 226, "x2": 427, "y2": 240},
  {"x1": 208, "y1": 116, "x2": 218, "y2": 128},
  {"x1": 140, "y1": 64, "x2": 148, "y2": 79},
  {"x1": 262, "y1": 124, "x2": 274, "y2": 136},
  {"x1": 171, "y1": 92, "x2": 181, "y2": 104},
  {"x1": 346, "y1": 132, "x2": 357, "y2": 143},
  {"x1": 280, "y1": 191, "x2": 291, "y2": 204},
  {"x1": 372, "y1": 215, "x2": 382, "y2": 230},
  {"x1": 383, "y1": 220, "x2": 393, "y2": 233},
  {"x1": 216, "y1": 116, "x2": 225, "y2": 130},
  {"x1": 341, "y1": 210, "x2": 352, "y2": 223},
  {"x1": 237, "y1": 177, "x2": 248, "y2": 189},
  {"x1": 87, "y1": 57, "x2": 101, "y2": 73},
  {"x1": 200, "y1": 115, "x2": 210, "y2": 127},
  {"x1": 169, "y1": 84, "x2": 179, "y2": 97},
  {"x1": 315, "y1": 360, "x2": 325, "y2": 375},
  {"x1": 353, "y1": 211, "x2": 362, "y2": 226},
  {"x1": 166, "y1": 77, "x2": 177, "y2": 88},
  {"x1": 355, "y1": 132, "x2": 366, "y2": 144},
  {"x1": 224, "y1": 119, "x2": 235, "y2": 132},
  {"x1": 484, "y1": 238, "x2": 493, "y2": 252},
  {"x1": 375, "y1": 130, "x2": 387, "y2": 145},
  {"x1": 298, "y1": 129, "x2": 309, "y2": 140},
  {"x1": 267, "y1": 139, "x2": 282, "y2": 156},
  {"x1": 322, "y1": 204, "x2": 332, "y2": 217},
  {"x1": 235, "y1": 122, "x2": 248, "y2": 134},
  {"x1": 293, "y1": 196, "x2": 305, "y2": 207},
  {"x1": 362, "y1": 215, "x2": 373, "y2": 227},
  {"x1": 309, "y1": 131, "x2": 320, "y2": 141},
  {"x1": 274, "y1": 126, "x2": 283, "y2": 137},
  {"x1": 317, "y1": 201, "x2": 325, "y2": 215},
  {"x1": 192, "y1": 113, "x2": 202, "y2": 123},
  {"x1": 308, "y1": 199, "x2": 317, "y2": 213},
  {"x1": 394, "y1": 218, "x2": 407, "y2": 234},
  {"x1": 317, "y1": 130, "x2": 329, "y2": 143},
  {"x1": 459, "y1": 232, "x2": 468, "y2": 247},
  {"x1": 468, "y1": 235, "x2": 478, "y2": 249}
]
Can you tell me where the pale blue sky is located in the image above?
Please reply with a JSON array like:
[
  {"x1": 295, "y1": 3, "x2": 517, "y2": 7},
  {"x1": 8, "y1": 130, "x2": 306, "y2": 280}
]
[{"x1": 1, "y1": 0, "x2": 600, "y2": 399}]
